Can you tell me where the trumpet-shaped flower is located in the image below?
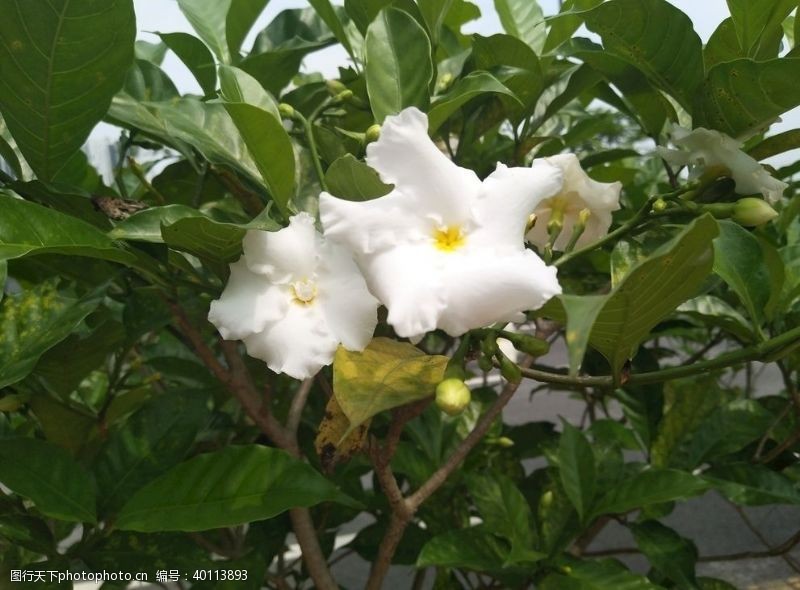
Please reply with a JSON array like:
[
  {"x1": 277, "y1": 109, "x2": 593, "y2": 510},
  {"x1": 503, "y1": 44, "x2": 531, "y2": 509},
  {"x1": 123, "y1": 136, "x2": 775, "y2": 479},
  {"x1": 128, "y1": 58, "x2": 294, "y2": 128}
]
[
  {"x1": 525, "y1": 154, "x2": 622, "y2": 251},
  {"x1": 208, "y1": 213, "x2": 379, "y2": 380},
  {"x1": 658, "y1": 125, "x2": 787, "y2": 203},
  {"x1": 319, "y1": 107, "x2": 563, "y2": 341}
]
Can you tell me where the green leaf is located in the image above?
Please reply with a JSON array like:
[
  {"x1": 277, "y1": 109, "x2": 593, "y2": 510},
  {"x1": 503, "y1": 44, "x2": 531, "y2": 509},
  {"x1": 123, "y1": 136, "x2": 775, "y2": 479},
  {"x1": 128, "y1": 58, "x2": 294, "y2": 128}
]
[
  {"x1": 540, "y1": 558, "x2": 662, "y2": 590},
  {"x1": 223, "y1": 102, "x2": 295, "y2": 214},
  {"x1": 158, "y1": 32, "x2": 217, "y2": 96},
  {"x1": 466, "y1": 473, "x2": 542, "y2": 564},
  {"x1": 630, "y1": 521, "x2": 697, "y2": 587},
  {"x1": 0, "y1": 133, "x2": 22, "y2": 179},
  {"x1": 365, "y1": 7, "x2": 434, "y2": 123},
  {"x1": 0, "y1": 438, "x2": 96, "y2": 523},
  {"x1": 545, "y1": 0, "x2": 604, "y2": 52},
  {"x1": 687, "y1": 400, "x2": 774, "y2": 466},
  {"x1": 705, "y1": 463, "x2": 800, "y2": 505},
  {"x1": 428, "y1": 72, "x2": 518, "y2": 133},
  {"x1": 0, "y1": 0, "x2": 136, "y2": 180},
  {"x1": 109, "y1": 205, "x2": 202, "y2": 243},
  {"x1": 560, "y1": 294, "x2": 607, "y2": 376},
  {"x1": 704, "y1": 18, "x2": 783, "y2": 70},
  {"x1": 345, "y1": 0, "x2": 392, "y2": 34},
  {"x1": 747, "y1": 129, "x2": 800, "y2": 161},
  {"x1": 494, "y1": 0, "x2": 546, "y2": 54},
  {"x1": 0, "y1": 283, "x2": 102, "y2": 389},
  {"x1": 418, "y1": 0, "x2": 454, "y2": 45},
  {"x1": 124, "y1": 59, "x2": 179, "y2": 102},
  {"x1": 584, "y1": 0, "x2": 703, "y2": 112},
  {"x1": 177, "y1": 0, "x2": 265, "y2": 63},
  {"x1": 694, "y1": 58, "x2": 800, "y2": 138},
  {"x1": 0, "y1": 500, "x2": 55, "y2": 554},
  {"x1": 416, "y1": 526, "x2": 511, "y2": 571},
  {"x1": 593, "y1": 469, "x2": 708, "y2": 517},
  {"x1": 307, "y1": 0, "x2": 356, "y2": 59},
  {"x1": 590, "y1": 215, "x2": 718, "y2": 379},
  {"x1": 218, "y1": 65, "x2": 280, "y2": 118},
  {"x1": 94, "y1": 391, "x2": 210, "y2": 516},
  {"x1": 324, "y1": 154, "x2": 393, "y2": 201},
  {"x1": 677, "y1": 295, "x2": 754, "y2": 342},
  {"x1": 713, "y1": 220, "x2": 770, "y2": 328},
  {"x1": 116, "y1": 445, "x2": 356, "y2": 532},
  {"x1": 557, "y1": 422, "x2": 596, "y2": 522},
  {"x1": 725, "y1": 0, "x2": 797, "y2": 57},
  {"x1": 333, "y1": 337, "x2": 448, "y2": 431}
]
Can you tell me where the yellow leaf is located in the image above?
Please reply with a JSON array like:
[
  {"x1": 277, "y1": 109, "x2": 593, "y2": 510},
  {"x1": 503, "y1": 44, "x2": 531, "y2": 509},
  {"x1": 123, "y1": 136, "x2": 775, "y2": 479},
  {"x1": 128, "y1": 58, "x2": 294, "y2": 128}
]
[
  {"x1": 333, "y1": 337, "x2": 448, "y2": 429},
  {"x1": 315, "y1": 395, "x2": 370, "y2": 473}
]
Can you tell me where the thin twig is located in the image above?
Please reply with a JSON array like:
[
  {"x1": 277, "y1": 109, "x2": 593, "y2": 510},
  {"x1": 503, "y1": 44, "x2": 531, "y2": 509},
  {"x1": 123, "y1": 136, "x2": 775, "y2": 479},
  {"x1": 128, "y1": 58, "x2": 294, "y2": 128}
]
[{"x1": 287, "y1": 378, "x2": 314, "y2": 434}]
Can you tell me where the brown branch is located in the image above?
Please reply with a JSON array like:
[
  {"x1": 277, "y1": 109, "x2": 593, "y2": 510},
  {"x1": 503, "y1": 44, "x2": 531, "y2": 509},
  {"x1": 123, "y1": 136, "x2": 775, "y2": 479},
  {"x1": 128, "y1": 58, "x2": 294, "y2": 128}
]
[
  {"x1": 287, "y1": 378, "x2": 314, "y2": 435},
  {"x1": 168, "y1": 302, "x2": 339, "y2": 590}
]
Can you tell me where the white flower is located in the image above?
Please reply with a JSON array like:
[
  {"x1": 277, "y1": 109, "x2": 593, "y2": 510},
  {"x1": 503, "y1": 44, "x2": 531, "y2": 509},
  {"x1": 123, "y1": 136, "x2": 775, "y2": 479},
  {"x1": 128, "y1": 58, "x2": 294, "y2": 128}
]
[
  {"x1": 208, "y1": 213, "x2": 379, "y2": 379},
  {"x1": 319, "y1": 107, "x2": 563, "y2": 341},
  {"x1": 658, "y1": 125, "x2": 787, "y2": 203},
  {"x1": 525, "y1": 154, "x2": 622, "y2": 251}
]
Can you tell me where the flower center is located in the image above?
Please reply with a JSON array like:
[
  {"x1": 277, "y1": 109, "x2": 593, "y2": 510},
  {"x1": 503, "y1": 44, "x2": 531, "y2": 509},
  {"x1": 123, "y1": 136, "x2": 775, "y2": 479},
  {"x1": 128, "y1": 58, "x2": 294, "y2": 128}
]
[
  {"x1": 291, "y1": 279, "x2": 317, "y2": 306},
  {"x1": 433, "y1": 225, "x2": 466, "y2": 252}
]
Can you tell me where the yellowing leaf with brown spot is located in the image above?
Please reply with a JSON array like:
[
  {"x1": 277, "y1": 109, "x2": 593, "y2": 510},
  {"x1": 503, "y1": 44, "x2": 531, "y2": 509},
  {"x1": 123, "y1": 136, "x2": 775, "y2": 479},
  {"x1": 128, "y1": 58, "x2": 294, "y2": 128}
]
[
  {"x1": 333, "y1": 338, "x2": 448, "y2": 429},
  {"x1": 315, "y1": 396, "x2": 370, "y2": 473}
]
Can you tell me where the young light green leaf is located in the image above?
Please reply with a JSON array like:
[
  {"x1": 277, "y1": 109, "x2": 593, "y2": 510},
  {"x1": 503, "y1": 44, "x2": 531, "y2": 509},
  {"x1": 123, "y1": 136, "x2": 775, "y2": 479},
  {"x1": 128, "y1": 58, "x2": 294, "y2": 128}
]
[
  {"x1": 0, "y1": 0, "x2": 136, "y2": 180},
  {"x1": 177, "y1": 0, "x2": 233, "y2": 63},
  {"x1": 116, "y1": 445, "x2": 356, "y2": 532},
  {"x1": 324, "y1": 154, "x2": 393, "y2": 201},
  {"x1": 218, "y1": 66, "x2": 281, "y2": 119},
  {"x1": 584, "y1": 0, "x2": 704, "y2": 112},
  {"x1": 713, "y1": 220, "x2": 771, "y2": 328},
  {"x1": 725, "y1": 0, "x2": 796, "y2": 57},
  {"x1": 0, "y1": 438, "x2": 96, "y2": 523},
  {"x1": 333, "y1": 338, "x2": 448, "y2": 430},
  {"x1": 158, "y1": 32, "x2": 218, "y2": 96},
  {"x1": 557, "y1": 422, "x2": 596, "y2": 522},
  {"x1": 560, "y1": 294, "x2": 607, "y2": 376},
  {"x1": 494, "y1": 0, "x2": 546, "y2": 54},
  {"x1": 365, "y1": 8, "x2": 434, "y2": 123}
]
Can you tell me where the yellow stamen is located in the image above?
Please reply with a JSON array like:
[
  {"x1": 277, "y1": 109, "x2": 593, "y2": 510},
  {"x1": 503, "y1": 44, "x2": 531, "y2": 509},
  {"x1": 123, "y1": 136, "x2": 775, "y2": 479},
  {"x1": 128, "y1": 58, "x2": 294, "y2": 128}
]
[
  {"x1": 433, "y1": 225, "x2": 466, "y2": 252},
  {"x1": 291, "y1": 279, "x2": 317, "y2": 306}
]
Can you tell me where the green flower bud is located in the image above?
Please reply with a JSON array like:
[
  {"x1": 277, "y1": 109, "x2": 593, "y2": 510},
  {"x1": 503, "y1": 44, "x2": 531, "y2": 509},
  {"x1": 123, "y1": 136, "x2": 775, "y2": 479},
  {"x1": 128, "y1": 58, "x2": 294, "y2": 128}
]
[
  {"x1": 435, "y1": 378, "x2": 471, "y2": 416},
  {"x1": 326, "y1": 79, "x2": 347, "y2": 95},
  {"x1": 732, "y1": 197, "x2": 778, "y2": 227},
  {"x1": 504, "y1": 332, "x2": 550, "y2": 357},
  {"x1": 495, "y1": 436, "x2": 514, "y2": 448},
  {"x1": 652, "y1": 198, "x2": 667, "y2": 212},
  {"x1": 498, "y1": 354, "x2": 522, "y2": 384},
  {"x1": 336, "y1": 89, "x2": 354, "y2": 102},
  {"x1": 477, "y1": 356, "x2": 493, "y2": 372},
  {"x1": 365, "y1": 124, "x2": 381, "y2": 144},
  {"x1": 278, "y1": 103, "x2": 295, "y2": 118}
]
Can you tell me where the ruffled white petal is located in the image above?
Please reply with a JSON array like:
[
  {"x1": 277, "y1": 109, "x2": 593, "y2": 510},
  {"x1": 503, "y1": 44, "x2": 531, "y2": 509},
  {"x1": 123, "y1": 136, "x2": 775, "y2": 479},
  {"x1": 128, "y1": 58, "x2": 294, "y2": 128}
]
[
  {"x1": 320, "y1": 190, "x2": 425, "y2": 255},
  {"x1": 316, "y1": 241, "x2": 380, "y2": 350},
  {"x1": 361, "y1": 244, "x2": 448, "y2": 340},
  {"x1": 659, "y1": 125, "x2": 787, "y2": 203},
  {"x1": 207, "y1": 258, "x2": 289, "y2": 340},
  {"x1": 549, "y1": 154, "x2": 621, "y2": 212},
  {"x1": 366, "y1": 107, "x2": 482, "y2": 226},
  {"x1": 470, "y1": 160, "x2": 563, "y2": 251},
  {"x1": 243, "y1": 303, "x2": 339, "y2": 380},
  {"x1": 437, "y1": 249, "x2": 561, "y2": 336},
  {"x1": 242, "y1": 212, "x2": 320, "y2": 282}
]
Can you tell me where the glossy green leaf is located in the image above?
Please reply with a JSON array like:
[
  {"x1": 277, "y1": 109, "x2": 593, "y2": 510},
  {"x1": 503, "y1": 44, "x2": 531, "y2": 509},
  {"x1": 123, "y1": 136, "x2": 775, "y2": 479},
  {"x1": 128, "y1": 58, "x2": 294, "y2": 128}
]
[
  {"x1": 725, "y1": 0, "x2": 796, "y2": 56},
  {"x1": 705, "y1": 463, "x2": 800, "y2": 505},
  {"x1": 333, "y1": 338, "x2": 448, "y2": 431},
  {"x1": 0, "y1": 438, "x2": 96, "y2": 523},
  {"x1": 428, "y1": 72, "x2": 518, "y2": 133},
  {"x1": 677, "y1": 295, "x2": 754, "y2": 342},
  {"x1": 223, "y1": 103, "x2": 295, "y2": 214},
  {"x1": 544, "y1": 0, "x2": 604, "y2": 52},
  {"x1": 694, "y1": 59, "x2": 800, "y2": 138},
  {"x1": 560, "y1": 294, "x2": 607, "y2": 376},
  {"x1": 0, "y1": 0, "x2": 136, "y2": 179},
  {"x1": 116, "y1": 445, "x2": 356, "y2": 532},
  {"x1": 494, "y1": 0, "x2": 546, "y2": 54},
  {"x1": 0, "y1": 134, "x2": 21, "y2": 179},
  {"x1": 109, "y1": 205, "x2": 201, "y2": 243},
  {"x1": 218, "y1": 65, "x2": 280, "y2": 118},
  {"x1": 590, "y1": 215, "x2": 718, "y2": 379},
  {"x1": 158, "y1": 32, "x2": 217, "y2": 96},
  {"x1": 713, "y1": 220, "x2": 770, "y2": 327},
  {"x1": 135, "y1": 39, "x2": 167, "y2": 64},
  {"x1": 704, "y1": 17, "x2": 783, "y2": 70},
  {"x1": 324, "y1": 154, "x2": 393, "y2": 201},
  {"x1": 124, "y1": 59, "x2": 179, "y2": 102},
  {"x1": 687, "y1": 400, "x2": 773, "y2": 466},
  {"x1": 630, "y1": 521, "x2": 697, "y2": 587},
  {"x1": 466, "y1": 473, "x2": 542, "y2": 564},
  {"x1": 365, "y1": 8, "x2": 434, "y2": 123},
  {"x1": 584, "y1": 0, "x2": 703, "y2": 112},
  {"x1": 177, "y1": 0, "x2": 268, "y2": 63},
  {"x1": 0, "y1": 283, "x2": 103, "y2": 389},
  {"x1": 94, "y1": 391, "x2": 210, "y2": 515},
  {"x1": 416, "y1": 526, "x2": 511, "y2": 571},
  {"x1": 0, "y1": 500, "x2": 55, "y2": 554},
  {"x1": 418, "y1": 0, "x2": 454, "y2": 45},
  {"x1": 593, "y1": 469, "x2": 708, "y2": 517},
  {"x1": 345, "y1": 0, "x2": 391, "y2": 34},
  {"x1": 557, "y1": 422, "x2": 596, "y2": 522},
  {"x1": 307, "y1": 0, "x2": 355, "y2": 59}
]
